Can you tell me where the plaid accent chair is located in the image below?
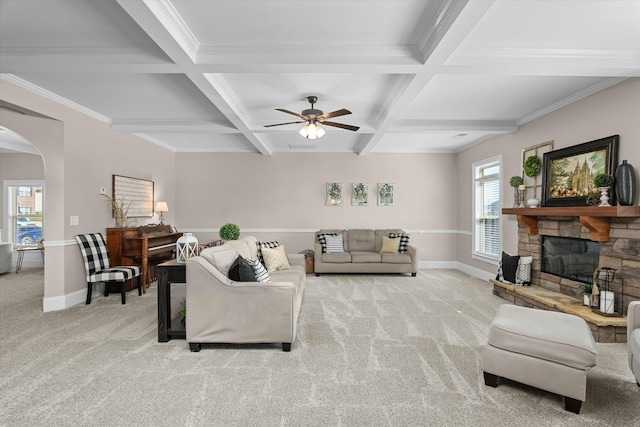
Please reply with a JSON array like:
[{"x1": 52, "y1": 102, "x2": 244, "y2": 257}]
[{"x1": 75, "y1": 233, "x2": 142, "y2": 305}]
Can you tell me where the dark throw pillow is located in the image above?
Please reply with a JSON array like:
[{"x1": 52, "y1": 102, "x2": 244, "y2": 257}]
[
  {"x1": 497, "y1": 251, "x2": 520, "y2": 284},
  {"x1": 228, "y1": 255, "x2": 257, "y2": 282}
]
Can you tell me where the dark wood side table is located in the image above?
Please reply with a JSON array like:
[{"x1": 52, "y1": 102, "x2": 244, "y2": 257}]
[{"x1": 157, "y1": 259, "x2": 186, "y2": 342}]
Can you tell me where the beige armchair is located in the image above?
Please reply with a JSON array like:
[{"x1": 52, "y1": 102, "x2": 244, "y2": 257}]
[
  {"x1": 629, "y1": 301, "x2": 640, "y2": 385},
  {"x1": 0, "y1": 241, "x2": 13, "y2": 274}
]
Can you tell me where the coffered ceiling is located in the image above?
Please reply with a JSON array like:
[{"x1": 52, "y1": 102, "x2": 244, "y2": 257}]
[{"x1": 1, "y1": 0, "x2": 638, "y2": 155}]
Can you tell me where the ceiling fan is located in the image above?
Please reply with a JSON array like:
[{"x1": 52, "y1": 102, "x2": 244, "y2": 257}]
[{"x1": 264, "y1": 96, "x2": 360, "y2": 139}]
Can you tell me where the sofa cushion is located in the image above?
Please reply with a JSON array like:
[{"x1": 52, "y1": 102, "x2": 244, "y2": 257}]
[
  {"x1": 325, "y1": 234, "x2": 345, "y2": 253},
  {"x1": 321, "y1": 253, "x2": 351, "y2": 263},
  {"x1": 261, "y1": 245, "x2": 292, "y2": 272},
  {"x1": 229, "y1": 240, "x2": 253, "y2": 261},
  {"x1": 228, "y1": 255, "x2": 257, "y2": 282},
  {"x1": 247, "y1": 258, "x2": 271, "y2": 282},
  {"x1": 200, "y1": 247, "x2": 238, "y2": 278},
  {"x1": 388, "y1": 233, "x2": 410, "y2": 254},
  {"x1": 381, "y1": 253, "x2": 412, "y2": 264},
  {"x1": 380, "y1": 236, "x2": 400, "y2": 253},
  {"x1": 351, "y1": 251, "x2": 381, "y2": 263},
  {"x1": 348, "y1": 229, "x2": 376, "y2": 252}
]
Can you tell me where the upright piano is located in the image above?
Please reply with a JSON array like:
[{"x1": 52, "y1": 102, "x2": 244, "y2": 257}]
[{"x1": 107, "y1": 225, "x2": 182, "y2": 291}]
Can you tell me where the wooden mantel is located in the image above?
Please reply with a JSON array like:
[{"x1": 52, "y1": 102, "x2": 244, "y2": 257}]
[{"x1": 502, "y1": 206, "x2": 640, "y2": 242}]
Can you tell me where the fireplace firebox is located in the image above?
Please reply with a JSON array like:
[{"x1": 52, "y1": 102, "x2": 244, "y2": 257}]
[{"x1": 541, "y1": 236, "x2": 600, "y2": 284}]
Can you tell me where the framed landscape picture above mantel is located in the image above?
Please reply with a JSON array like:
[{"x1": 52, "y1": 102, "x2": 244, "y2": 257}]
[{"x1": 541, "y1": 135, "x2": 619, "y2": 207}]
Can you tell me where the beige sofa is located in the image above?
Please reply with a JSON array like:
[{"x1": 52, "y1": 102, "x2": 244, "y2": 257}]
[
  {"x1": 314, "y1": 229, "x2": 417, "y2": 276},
  {"x1": 629, "y1": 301, "x2": 640, "y2": 385},
  {"x1": 185, "y1": 235, "x2": 306, "y2": 352}
]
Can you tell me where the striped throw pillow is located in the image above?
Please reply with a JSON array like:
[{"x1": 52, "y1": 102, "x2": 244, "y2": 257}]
[
  {"x1": 317, "y1": 233, "x2": 338, "y2": 253},
  {"x1": 388, "y1": 233, "x2": 409, "y2": 253},
  {"x1": 325, "y1": 234, "x2": 345, "y2": 253},
  {"x1": 247, "y1": 258, "x2": 271, "y2": 282}
]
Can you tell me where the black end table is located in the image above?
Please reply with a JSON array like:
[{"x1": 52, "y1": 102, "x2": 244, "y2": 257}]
[{"x1": 157, "y1": 259, "x2": 186, "y2": 342}]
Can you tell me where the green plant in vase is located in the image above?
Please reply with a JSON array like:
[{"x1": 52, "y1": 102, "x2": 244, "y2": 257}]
[
  {"x1": 219, "y1": 223, "x2": 240, "y2": 241},
  {"x1": 594, "y1": 173, "x2": 614, "y2": 188},
  {"x1": 594, "y1": 173, "x2": 614, "y2": 207},
  {"x1": 509, "y1": 176, "x2": 524, "y2": 208}
]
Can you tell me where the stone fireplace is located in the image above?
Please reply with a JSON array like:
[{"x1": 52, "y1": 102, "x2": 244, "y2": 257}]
[
  {"x1": 495, "y1": 206, "x2": 640, "y2": 343},
  {"x1": 517, "y1": 215, "x2": 639, "y2": 315}
]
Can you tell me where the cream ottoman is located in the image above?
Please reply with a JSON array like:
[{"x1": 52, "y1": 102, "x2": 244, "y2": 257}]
[{"x1": 482, "y1": 305, "x2": 598, "y2": 414}]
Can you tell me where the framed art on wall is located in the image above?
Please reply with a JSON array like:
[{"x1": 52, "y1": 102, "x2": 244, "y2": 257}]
[
  {"x1": 377, "y1": 183, "x2": 395, "y2": 206},
  {"x1": 326, "y1": 183, "x2": 343, "y2": 206},
  {"x1": 541, "y1": 135, "x2": 618, "y2": 207},
  {"x1": 112, "y1": 175, "x2": 154, "y2": 217},
  {"x1": 352, "y1": 182, "x2": 369, "y2": 206}
]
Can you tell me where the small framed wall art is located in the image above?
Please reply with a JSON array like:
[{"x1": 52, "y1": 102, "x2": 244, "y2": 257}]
[
  {"x1": 326, "y1": 183, "x2": 343, "y2": 206},
  {"x1": 352, "y1": 182, "x2": 369, "y2": 206},
  {"x1": 378, "y1": 183, "x2": 395, "y2": 206}
]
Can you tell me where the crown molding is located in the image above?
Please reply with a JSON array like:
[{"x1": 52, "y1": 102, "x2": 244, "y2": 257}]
[
  {"x1": 1, "y1": 74, "x2": 112, "y2": 124},
  {"x1": 517, "y1": 77, "x2": 627, "y2": 126}
]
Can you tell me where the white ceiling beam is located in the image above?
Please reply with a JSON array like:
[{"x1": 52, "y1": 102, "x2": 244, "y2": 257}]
[
  {"x1": 358, "y1": 0, "x2": 497, "y2": 156},
  {"x1": 111, "y1": 119, "x2": 241, "y2": 133},
  {"x1": 115, "y1": 0, "x2": 272, "y2": 155}
]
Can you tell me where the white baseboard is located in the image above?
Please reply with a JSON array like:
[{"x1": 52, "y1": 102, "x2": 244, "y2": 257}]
[
  {"x1": 419, "y1": 261, "x2": 494, "y2": 281},
  {"x1": 454, "y1": 262, "x2": 495, "y2": 281},
  {"x1": 419, "y1": 261, "x2": 458, "y2": 269},
  {"x1": 43, "y1": 287, "x2": 86, "y2": 312}
]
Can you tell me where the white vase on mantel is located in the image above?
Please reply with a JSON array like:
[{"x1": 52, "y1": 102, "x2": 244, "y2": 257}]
[
  {"x1": 527, "y1": 198, "x2": 540, "y2": 208},
  {"x1": 599, "y1": 187, "x2": 611, "y2": 207}
]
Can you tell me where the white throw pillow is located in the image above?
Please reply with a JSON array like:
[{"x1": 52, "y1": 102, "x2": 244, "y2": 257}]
[
  {"x1": 325, "y1": 234, "x2": 345, "y2": 253},
  {"x1": 515, "y1": 256, "x2": 532, "y2": 285},
  {"x1": 261, "y1": 245, "x2": 292, "y2": 272}
]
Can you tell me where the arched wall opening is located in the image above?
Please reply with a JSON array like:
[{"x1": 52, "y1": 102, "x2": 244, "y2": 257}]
[{"x1": 1, "y1": 105, "x2": 67, "y2": 311}]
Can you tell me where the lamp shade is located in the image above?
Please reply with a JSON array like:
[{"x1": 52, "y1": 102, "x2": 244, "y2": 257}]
[
  {"x1": 176, "y1": 233, "x2": 198, "y2": 263},
  {"x1": 299, "y1": 122, "x2": 325, "y2": 139},
  {"x1": 155, "y1": 202, "x2": 169, "y2": 212}
]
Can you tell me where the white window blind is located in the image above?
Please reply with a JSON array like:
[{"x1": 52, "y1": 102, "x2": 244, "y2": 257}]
[{"x1": 473, "y1": 159, "x2": 501, "y2": 260}]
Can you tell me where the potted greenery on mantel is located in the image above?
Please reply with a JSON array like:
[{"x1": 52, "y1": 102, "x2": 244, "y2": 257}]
[{"x1": 594, "y1": 173, "x2": 615, "y2": 207}]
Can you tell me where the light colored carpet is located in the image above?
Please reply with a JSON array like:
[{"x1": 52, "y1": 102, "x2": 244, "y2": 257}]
[{"x1": 0, "y1": 268, "x2": 638, "y2": 426}]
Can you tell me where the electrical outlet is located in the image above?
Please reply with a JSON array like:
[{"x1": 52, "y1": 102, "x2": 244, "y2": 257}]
[
  {"x1": 99, "y1": 187, "x2": 107, "y2": 195},
  {"x1": 70, "y1": 216, "x2": 79, "y2": 226}
]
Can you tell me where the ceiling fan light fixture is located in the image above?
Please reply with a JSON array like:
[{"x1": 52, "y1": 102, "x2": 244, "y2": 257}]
[{"x1": 299, "y1": 122, "x2": 325, "y2": 139}]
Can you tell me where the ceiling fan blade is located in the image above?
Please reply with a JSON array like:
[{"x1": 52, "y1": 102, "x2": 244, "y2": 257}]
[
  {"x1": 317, "y1": 109, "x2": 352, "y2": 120},
  {"x1": 320, "y1": 120, "x2": 360, "y2": 132},
  {"x1": 264, "y1": 120, "x2": 306, "y2": 128},
  {"x1": 275, "y1": 108, "x2": 307, "y2": 119}
]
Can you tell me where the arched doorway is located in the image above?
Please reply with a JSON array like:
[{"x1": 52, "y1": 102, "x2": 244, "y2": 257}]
[
  {"x1": 0, "y1": 127, "x2": 45, "y2": 277},
  {"x1": 1, "y1": 104, "x2": 66, "y2": 312}
]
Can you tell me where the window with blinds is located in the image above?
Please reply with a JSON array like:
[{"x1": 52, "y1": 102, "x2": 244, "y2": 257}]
[{"x1": 473, "y1": 157, "x2": 501, "y2": 260}]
